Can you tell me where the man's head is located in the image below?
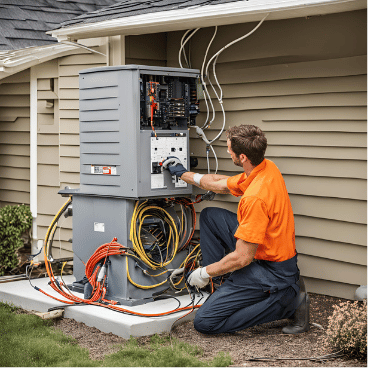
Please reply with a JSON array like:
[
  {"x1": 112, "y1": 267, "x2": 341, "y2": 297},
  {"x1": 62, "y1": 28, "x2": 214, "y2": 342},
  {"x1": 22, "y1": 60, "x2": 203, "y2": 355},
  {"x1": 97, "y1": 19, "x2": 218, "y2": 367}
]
[{"x1": 226, "y1": 125, "x2": 267, "y2": 167}]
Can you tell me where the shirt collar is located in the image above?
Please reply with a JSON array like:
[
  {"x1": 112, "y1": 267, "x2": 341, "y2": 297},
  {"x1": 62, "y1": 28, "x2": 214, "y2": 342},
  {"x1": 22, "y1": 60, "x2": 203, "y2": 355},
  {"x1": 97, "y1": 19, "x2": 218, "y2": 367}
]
[{"x1": 238, "y1": 159, "x2": 267, "y2": 192}]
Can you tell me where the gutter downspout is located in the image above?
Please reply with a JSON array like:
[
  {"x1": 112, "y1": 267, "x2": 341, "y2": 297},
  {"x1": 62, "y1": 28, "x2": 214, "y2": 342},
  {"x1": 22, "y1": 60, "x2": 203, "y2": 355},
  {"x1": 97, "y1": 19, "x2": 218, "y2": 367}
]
[{"x1": 30, "y1": 67, "x2": 39, "y2": 260}]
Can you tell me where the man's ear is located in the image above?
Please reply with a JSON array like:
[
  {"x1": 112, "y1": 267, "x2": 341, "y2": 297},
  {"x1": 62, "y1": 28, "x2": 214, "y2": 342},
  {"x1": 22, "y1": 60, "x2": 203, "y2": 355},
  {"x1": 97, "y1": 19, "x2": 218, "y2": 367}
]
[{"x1": 239, "y1": 153, "x2": 247, "y2": 163}]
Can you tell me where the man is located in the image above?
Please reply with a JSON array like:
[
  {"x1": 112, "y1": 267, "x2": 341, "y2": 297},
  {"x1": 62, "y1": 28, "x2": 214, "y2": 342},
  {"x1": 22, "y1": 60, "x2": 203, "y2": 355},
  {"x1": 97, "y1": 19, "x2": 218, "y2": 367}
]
[{"x1": 163, "y1": 124, "x2": 309, "y2": 335}]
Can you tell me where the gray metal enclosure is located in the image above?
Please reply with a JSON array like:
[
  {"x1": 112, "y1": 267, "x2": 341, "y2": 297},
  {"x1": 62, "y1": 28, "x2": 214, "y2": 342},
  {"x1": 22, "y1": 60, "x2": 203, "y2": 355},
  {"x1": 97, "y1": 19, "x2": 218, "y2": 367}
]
[
  {"x1": 71, "y1": 195, "x2": 186, "y2": 306},
  {"x1": 78, "y1": 65, "x2": 200, "y2": 198},
  {"x1": 67, "y1": 65, "x2": 200, "y2": 305}
]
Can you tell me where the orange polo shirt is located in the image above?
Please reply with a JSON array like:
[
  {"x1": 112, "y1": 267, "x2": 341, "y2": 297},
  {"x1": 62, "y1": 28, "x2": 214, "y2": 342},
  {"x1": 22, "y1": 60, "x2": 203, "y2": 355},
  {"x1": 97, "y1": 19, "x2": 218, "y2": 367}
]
[{"x1": 227, "y1": 159, "x2": 296, "y2": 262}]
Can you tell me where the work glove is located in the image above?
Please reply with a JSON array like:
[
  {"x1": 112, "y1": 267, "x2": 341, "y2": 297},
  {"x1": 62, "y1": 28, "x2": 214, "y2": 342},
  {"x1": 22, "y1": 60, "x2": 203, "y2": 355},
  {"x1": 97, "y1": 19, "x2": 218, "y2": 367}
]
[
  {"x1": 162, "y1": 156, "x2": 188, "y2": 178},
  {"x1": 187, "y1": 267, "x2": 210, "y2": 289}
]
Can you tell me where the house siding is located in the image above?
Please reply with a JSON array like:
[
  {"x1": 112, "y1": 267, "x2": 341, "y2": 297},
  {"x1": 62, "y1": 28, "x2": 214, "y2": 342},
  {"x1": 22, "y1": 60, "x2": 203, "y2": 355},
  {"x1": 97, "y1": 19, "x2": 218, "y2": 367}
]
[
  {"x1": 1, "y1": 9, "x2": 365, "y2": 300},
  {"x1": 164, "y1": 9, "x2": 367, "y2": 299},
  {"x1": 125, "y1": 33, "x2": 167, "y2": 67},
  {"x1": 31, "y1": 45, "x2": 108, "y2": 259},
  {"x1": 0, "y1": 69, "x2": 30, "y2": 207}
]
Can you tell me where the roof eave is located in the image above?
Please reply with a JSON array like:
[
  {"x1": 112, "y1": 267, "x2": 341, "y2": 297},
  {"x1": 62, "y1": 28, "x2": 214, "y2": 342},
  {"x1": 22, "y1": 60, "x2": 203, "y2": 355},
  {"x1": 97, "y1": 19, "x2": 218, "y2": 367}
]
[
  {"x1": 48, "y1": 0, "x2": 367, "y2": 41},
  {"x1": 0, "y1": 44, "x2": 84, "y2": 80}
]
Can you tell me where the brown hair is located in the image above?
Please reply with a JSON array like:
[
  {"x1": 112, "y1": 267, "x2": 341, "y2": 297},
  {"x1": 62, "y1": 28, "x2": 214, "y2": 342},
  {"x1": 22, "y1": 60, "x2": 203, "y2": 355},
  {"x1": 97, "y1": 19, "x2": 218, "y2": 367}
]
[{"x1": 226, "y1": 125, "x2": 267, "y2": 166}]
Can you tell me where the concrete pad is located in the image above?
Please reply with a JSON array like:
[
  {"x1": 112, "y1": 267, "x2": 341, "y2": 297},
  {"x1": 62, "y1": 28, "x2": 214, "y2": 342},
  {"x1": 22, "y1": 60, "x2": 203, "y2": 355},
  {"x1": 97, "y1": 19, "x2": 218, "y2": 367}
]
[{"x1": 0, "y1": 275, "x2": 208, "y2": 339}]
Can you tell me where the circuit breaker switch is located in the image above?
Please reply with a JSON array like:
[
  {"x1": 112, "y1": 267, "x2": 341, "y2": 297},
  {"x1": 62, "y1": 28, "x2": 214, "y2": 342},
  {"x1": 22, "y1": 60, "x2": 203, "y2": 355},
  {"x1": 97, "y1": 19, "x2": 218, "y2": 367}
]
[{"x1": 152, "y1": 162, "x2": 162, "y2": 174}]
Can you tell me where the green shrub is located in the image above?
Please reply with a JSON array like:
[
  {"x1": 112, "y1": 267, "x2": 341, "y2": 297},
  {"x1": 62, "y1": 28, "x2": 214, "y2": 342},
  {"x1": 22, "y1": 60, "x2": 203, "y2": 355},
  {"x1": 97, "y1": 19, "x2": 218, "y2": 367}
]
[
  {"x1": 324, "y1": 299, "x2": 367, "y2": 360},
  {"x1": 0, "y1": 204, "x2": 32, "y2": 275}
]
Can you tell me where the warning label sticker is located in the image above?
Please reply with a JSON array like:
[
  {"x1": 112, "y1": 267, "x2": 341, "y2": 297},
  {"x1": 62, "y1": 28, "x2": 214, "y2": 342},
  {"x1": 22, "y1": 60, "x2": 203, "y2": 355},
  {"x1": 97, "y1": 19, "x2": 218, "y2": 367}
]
[
  {"x1": 94, "y1": 222, "x2": 105, "y2": 232},
  {"x1": 91, "y1": 165, "x2": 117, "y2": 175}
]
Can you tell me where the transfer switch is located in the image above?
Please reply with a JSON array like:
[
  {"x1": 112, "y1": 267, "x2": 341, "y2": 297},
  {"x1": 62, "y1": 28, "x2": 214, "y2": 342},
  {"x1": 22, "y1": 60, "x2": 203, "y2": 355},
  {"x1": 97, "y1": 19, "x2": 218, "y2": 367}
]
[{"x1": 78, "y1": 65, "x2": 200, "y2": 198}]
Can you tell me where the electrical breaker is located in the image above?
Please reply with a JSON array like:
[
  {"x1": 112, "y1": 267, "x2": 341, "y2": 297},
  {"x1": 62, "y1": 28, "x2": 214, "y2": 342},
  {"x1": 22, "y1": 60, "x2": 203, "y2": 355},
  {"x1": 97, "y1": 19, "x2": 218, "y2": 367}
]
[
  {"x1": 150, "y1": 133, "x2": 188, "y2": 189},
  {"x1": 139, "y1": 72, "x2": 199, "y2": 129},
  {"x1": 78, "y1": 65, "x2": 201, "y2": 198}
]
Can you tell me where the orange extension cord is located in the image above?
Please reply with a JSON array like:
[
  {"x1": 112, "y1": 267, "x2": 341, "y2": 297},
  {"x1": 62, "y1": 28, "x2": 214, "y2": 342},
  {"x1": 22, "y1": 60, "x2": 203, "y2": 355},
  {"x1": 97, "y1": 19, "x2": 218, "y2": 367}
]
[{"x1": 39, "y1": 238, "x2": 203, "y2": 317}]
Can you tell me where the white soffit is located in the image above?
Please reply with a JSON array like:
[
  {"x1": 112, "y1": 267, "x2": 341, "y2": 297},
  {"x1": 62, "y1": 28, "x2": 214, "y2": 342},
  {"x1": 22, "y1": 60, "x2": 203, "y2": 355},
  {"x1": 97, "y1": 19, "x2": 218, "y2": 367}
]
[
  {"x1": 0, "y1": 44, "x2": 82, "y2": 80},
  {"x1": 49, "y1": 0, "x2": 367, "y2": 41}
]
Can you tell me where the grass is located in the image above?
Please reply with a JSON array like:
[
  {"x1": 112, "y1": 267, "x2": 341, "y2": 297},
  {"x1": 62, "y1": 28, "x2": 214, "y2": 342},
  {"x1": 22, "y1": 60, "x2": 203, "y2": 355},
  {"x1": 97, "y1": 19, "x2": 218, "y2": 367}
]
[
  {"x1": 103, "y1": 335, "x2": 231, "y2": 367},
  {"x1": 0, "y1": 302, "x2": 231, "y2": 367}
]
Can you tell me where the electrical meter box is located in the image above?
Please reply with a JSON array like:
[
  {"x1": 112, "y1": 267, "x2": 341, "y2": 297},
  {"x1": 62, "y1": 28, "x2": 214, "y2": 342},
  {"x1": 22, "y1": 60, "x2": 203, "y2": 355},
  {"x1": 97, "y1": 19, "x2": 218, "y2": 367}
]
[{"x1": 78, "y1": 65, "x2": 201, "y2": 198}]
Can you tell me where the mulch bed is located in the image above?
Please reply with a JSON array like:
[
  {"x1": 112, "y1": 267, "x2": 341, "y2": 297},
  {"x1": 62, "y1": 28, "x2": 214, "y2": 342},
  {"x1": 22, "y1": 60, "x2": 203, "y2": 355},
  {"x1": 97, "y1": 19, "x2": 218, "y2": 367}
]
[
  {"x1": 46, "y1": 293, "x2": 367, "y2": 366},
  {"x1": 8, "y1": 249, "x2": 365, "y2": 366}
]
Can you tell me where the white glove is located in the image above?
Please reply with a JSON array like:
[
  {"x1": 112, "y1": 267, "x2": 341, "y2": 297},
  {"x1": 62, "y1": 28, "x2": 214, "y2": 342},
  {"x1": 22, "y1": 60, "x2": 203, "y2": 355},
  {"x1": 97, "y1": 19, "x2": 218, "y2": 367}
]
[{"x1": 187, "y1": 267, "x2": 210, "y2": 288}]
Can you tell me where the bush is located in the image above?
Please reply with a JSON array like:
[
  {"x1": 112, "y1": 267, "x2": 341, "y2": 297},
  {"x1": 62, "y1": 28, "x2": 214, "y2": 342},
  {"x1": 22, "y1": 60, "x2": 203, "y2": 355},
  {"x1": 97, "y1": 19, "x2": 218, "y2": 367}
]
[
  {"x1": 324, "y1": 299, "x2": 367, "y2": 360},
  {"x1": 0, "y1": 204, "x2": 32, "y2": 276}
]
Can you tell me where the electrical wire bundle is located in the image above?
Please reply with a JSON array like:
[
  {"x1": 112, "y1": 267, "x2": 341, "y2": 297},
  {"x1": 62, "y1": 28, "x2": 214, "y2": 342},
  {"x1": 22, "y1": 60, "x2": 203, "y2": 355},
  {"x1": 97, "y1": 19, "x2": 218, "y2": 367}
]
[
  {"x1": 171, "y1": 197, "x2": 196, "y2": 251},
  {"x1": 129, "y1": 199, "x2": 180, "y2": 270},
  {"x1": 179, "y1": 15, "x2": 269, "y2": 175},
  {"x1": 130, "y1": 197, "x2": 196, "y2": 259},
  {"x1": 27, "y1": 197, "x2": 207, "y2": 318},
  {"x1": 126, "y1": 197, "x2": 197, "y2": 290}
]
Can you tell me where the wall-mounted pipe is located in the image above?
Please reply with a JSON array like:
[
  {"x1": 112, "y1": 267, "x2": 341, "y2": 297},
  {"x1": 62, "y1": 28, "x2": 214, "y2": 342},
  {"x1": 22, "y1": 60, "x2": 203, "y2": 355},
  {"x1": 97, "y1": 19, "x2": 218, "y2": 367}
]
[{"x1": 30, "y1": 67, "x2": 38, "y2": 260}]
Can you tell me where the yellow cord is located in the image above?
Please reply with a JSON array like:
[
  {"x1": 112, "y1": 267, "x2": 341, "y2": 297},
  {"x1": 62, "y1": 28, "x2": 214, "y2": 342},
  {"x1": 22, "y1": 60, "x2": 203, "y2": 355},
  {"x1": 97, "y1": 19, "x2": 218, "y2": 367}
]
[
  {"x1": 44, "y1": 197, "x2": 72, "y2": 258},
  {"x1": 173, "y1": 243, "x2": 201, "y2": 288},
  {"x1": 60, "y1": 261, "x2": 67, "y2": 275},
  {"x1": 129, "y1": 201, "x2": 179, "y2": 270},
  {"x1": 125, "y1": 257, "x2": 167, "y2": 289},
  {"x1": 43, "y1": 197, "x2": 197, "y2": 293}
]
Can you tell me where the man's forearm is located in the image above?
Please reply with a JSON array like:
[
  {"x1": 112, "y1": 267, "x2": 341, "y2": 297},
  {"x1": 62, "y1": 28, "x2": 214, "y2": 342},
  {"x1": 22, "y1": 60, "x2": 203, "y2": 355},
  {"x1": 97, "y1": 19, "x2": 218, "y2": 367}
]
[
  {"x1": 206, "y1": 251, "x2": 251, "y2": 277},
  {"x1": 181, "y1": 172, "x2": 230, "y2": 194},
  {"x1": 206, "y1": 240, "x2": 258, "y2": 277}
]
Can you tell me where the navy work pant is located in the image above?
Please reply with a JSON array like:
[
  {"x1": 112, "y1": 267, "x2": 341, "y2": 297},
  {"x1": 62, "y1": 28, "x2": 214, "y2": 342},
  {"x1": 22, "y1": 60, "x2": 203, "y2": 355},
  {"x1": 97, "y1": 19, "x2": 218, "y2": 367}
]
[{"x1": 194, "y1": 207, "x2": 300, "y2": 334}]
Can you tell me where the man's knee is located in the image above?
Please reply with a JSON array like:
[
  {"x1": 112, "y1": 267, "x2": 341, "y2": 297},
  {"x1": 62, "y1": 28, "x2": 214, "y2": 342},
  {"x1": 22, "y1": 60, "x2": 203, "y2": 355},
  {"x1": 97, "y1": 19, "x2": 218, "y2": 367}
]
[
  {"x1": 193, "y1": 310, "x2": 213, "y2": 334},
  {"x1": 199, "y1": 207, "x2": 213, "y2": 227}
]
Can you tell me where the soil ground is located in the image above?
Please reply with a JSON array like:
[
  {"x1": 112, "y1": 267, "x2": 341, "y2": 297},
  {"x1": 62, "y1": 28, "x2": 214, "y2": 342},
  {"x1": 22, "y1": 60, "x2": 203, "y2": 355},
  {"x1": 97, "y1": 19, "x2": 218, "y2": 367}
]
[
  {"x1": 45, "y1": 293, "x2": 366, "y2": 367},
  {"x1": 7, "y1": 249, "x2": 366, "y2": 366}
]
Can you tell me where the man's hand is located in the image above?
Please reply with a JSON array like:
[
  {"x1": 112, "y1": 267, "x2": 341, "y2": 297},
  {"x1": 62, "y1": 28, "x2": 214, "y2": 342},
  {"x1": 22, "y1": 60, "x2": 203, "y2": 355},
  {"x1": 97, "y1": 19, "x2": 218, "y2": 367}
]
[
  {"x1": 187, "y1": 267, "x2": 210, "y2": 288},
  {"x1": 162, "y1": 156, "x2": 188, "y2": 178}
]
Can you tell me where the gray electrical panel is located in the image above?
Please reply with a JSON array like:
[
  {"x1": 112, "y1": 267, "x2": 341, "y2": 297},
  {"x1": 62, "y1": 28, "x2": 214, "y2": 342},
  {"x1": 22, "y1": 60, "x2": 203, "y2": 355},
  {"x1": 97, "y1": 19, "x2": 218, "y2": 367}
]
[
  {"x1": 78, "y1": 65, "x2": 201, "y2": 198},
  {"x1": 63, "y1": 65, "x2": 201, "y2": 306}
]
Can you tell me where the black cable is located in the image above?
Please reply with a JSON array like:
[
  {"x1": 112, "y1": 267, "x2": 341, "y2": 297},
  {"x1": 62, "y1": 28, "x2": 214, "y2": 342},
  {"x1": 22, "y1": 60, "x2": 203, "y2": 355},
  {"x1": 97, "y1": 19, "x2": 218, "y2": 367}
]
[
  {"x1": 48, "y1": 303, "x2": 86, "y2": 312},
  {"x1": 247, "y1": 350, "x2": 344, "y2": 362},
  {"x1": 26, "y1": 264, "x2": 36, "y2": 289}
]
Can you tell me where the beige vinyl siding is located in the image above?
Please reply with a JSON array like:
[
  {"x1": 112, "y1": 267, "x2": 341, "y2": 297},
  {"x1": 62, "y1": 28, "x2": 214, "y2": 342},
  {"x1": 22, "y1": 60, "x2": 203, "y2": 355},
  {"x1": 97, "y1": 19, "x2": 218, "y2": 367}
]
[
  {"x1": 0, "y1": 70, "x2": 30, "y2": 207},
  {"x1": 34, "y1": 60, "x2": 65, "y2": 256},
  {"x1": 166, "y1": 9, "x2": 367, "y2": 299},
  {"x1": 125, "y1": 33, "x2": 167, "y2": 67}
]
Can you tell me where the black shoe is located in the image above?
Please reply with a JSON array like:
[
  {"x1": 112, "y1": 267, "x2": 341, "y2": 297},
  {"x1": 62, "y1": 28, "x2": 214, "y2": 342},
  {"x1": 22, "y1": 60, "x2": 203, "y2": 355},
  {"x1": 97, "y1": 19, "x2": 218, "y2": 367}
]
[{"x1": 282, "y1": 278, "x2": 310, "y2": 334}]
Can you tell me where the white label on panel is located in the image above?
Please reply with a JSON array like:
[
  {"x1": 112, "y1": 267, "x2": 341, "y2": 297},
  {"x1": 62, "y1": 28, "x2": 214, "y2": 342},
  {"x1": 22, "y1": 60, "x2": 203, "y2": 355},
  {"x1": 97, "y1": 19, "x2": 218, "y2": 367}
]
[
  {"x1": 94, "y1": 222, "x2": 105, "y2": 232},
  {"x1": 150, "y1": 136, "x2": 188, "y2": 189},
  {"x1": 91, "y1": 165, "x2": 117, "y2": 175},
  {"x1": 151, "y1": 173, "x2": 165, "y2": 189}
]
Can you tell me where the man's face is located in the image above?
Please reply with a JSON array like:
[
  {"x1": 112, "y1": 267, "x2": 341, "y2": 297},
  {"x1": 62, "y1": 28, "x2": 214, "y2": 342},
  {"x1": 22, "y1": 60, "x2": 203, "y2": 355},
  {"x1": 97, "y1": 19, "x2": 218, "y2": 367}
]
[{"x1": 227, "y1": 139, "x2": 242, "y2": 167}]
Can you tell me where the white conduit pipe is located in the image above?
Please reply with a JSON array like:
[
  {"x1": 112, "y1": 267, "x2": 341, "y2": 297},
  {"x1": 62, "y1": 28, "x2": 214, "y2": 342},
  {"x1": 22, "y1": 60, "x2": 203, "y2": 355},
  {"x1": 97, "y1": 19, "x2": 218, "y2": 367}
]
[
  {"x1": 205, "y1": 14, "x2": 269, "y2": 145},
  {"x1": 30, "y1": 67, "x2": 39, "y2": 260}
]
